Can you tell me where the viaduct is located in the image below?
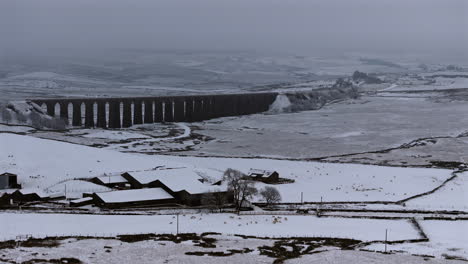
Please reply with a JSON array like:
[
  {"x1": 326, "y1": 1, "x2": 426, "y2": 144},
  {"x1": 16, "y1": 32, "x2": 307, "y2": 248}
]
[{"x1": 30, "y1": 93, "x2": 278, "y2": 128}]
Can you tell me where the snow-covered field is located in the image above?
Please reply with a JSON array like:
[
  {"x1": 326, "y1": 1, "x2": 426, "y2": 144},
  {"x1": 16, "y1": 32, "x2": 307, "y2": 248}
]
[
  {"x1": 365, "y1": 220, "x2": 468, "y2": 260},
  {"x1": 386, "y1": 77, "x2": 468, "y2": 92},
  {"x1": 287, "y1": 250, "x2": 466, "y2": 264},
  {"x1": 0, "y1": 133, "x2": 453, "y2": 203},
  {"x1": 0, "y1": 133, "x2": 185, "y2": 190},
  {"x1": 406, "y1": 171, "x2": 468, "y2": 211},
  {"x1": 2, "y1": 237, "x2": 464, "y2": 264},
  {"x1": 173, "y1": 95, "x2": 468, "y2": 161},
  {"x1": 158, "y1": 155, "x2": 452, "y2": 203},
  {"x1": 0, "y1": 213, "x2": 420, "y2": 242}
]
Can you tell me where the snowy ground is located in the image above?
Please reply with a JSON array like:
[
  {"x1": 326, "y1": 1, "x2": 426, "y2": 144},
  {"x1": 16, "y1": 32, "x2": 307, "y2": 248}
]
[
  {"x1": 365, "y1": 220, "x2": 468, "y2": 260},
  {"x1": 2, "y1": 237, "x2": 465, "y2": 264},
  {"x1": 1, "y1": 55, "x2": 467, "y2": 263},
  {"x1": 158, "y1": 155, "x2": 452, "y2": 203},
  {"x1": 14, "y1": 91, "x2": 468, "y2": 168},
  {"x1": 172, "y1": 94, "x2": 468, "y2": 161},
  {"x1": 0, "y1": 213, "x2": 421, "y2": 241},
  {"x1": 406, "y1": 171, "x2": 468, "y2": 211},
  {"x1": 0, "y1": 214, "x2": 465, "y2": 263},
  {"x1": 0, "y1": 133, "x2": 454, "y2": 203},
  {"x1": 287, "y1": 250, "x2": 466, "y2": 264}
]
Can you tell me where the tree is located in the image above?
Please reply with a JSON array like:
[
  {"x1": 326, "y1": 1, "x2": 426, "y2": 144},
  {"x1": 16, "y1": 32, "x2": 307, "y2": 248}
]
[
  {"x1": 201, "y1": 190, "x2": 228, "y2": 213},
  {"x1": 223, "y1": 168, "x2": 258, "y2": 212},
  {"x1": 260, "y1": 186, "x2": 282, "y2": 206},
  {"x1": 1, "y1": 108, "x2": 11, "y2": 124}
]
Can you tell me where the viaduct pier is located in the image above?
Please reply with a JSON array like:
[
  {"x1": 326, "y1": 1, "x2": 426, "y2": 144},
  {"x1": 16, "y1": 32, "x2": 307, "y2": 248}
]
[{"x1": 30, "y1": 93, "x2": 278, "y2": 128}]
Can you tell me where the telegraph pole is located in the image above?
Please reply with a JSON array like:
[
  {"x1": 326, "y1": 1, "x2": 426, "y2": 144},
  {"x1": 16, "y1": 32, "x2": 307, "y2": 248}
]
[
  {"x1": 176, "y1": 214, "x2": 179, "y2": 235},
  {"x1": 385, "y1": 229, "x2": 388, "y2": 253}
]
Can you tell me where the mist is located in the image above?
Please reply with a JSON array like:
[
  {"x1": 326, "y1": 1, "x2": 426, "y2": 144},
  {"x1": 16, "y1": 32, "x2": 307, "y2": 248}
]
[{"x1": 0, "y1": 0, "x2": 467, "y2": 60}]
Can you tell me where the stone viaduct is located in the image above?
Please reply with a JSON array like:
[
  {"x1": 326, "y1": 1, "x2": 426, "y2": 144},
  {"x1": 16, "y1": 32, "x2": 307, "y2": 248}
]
[{"x1": 30, "y1": 93, "x2": 278, "y2": 128}]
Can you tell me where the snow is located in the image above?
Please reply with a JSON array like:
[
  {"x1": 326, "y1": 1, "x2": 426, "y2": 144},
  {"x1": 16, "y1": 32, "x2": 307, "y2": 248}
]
[
  {"x1": 82, "y1": 131, "x2": 151, "y2": 140},
  {"x1": 0, "y1": 133, "x2": 454, "y2": 203},
  {"x1": 268, "y1": 94, "x2": 291, "y2": 113},
  {"x1": 17, "y1": 188, "x2": 48, "y2": 198},
  {"x1": 406, "y1": 171, "x2": 468, "y2": 211},
  {"x1": 8, "y1": 72, "x2": 67, "y2": 80},
  {"x1": 0, "y1": 124, "x2": 35, "y2": 133},
  {"x1": 96, "y1": 175, "x2": 128, "y2": 184},
  {"x1": 157, "y1": 155, "x2": 452, "y2": 203},
  {"x1": 365, "y1": 220, "x2": 468, "y2": 260},
  {"x1": 0, "y1": 133, "x2": 184, "y2": 191},
  {"x1": 95, "y1": 188, "x2": 173, "y2": 203},
  {"x1": 71, "y1": 197, "x2": 93, "y2": 203},
  {"x1": 331, "y1": 131, "x2": 364, "y2": 138},
  {"x1": 385, "y1": 77, "x2": 468, "y2": 92},
  {"x1": 287, "y1": 250, "x2": 462, "y2": 264},
  {"x1": 45, "y1": 180, "x2": 111, "y2": 199},
  {"x1": 0, "y1": 213, "x2": 420, "y2": 242},
  {"x1": 106, "y1": 123, "x2": 191, "y2": 150},
  {"x1": 126, "y1": 168, "x2": 212, "y2": 194}
]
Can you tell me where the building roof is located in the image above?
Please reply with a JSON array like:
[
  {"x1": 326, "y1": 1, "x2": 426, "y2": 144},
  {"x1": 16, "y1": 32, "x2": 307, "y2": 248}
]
[
  {"x1": 16, "y1": 188, "x2": 48, "y2": 198},
  {"x1": 70, "y1": 197, "x2": 93, "y2": 204},
  {"x1": 96, "y1": 175, "x2": 128, "y2": 184},
  {"x1": 0, "y1": 172, "x2": 17, "y2": 177},
  {"x1": 248, "y1": 169, "x2": 276, "y2": 177},
  {"x1": 124, "y1": 168, "x2": 212, "y2": 194},
  {"x1": 94, "y1": 188, "x2": 173, "y2": 204}
]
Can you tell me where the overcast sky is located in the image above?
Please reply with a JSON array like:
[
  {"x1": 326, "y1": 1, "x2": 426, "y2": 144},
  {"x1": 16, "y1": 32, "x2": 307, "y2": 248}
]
[{"x1": 0, "y1": 0, "x2": 467, "y2": 58}]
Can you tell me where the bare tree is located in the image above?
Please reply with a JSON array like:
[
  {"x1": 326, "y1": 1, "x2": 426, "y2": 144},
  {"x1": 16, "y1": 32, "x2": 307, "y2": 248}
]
[
  {"x1": 223, "y1": 168, "x2": 257, "y2": 212},
  {"x1": 201, "y1": 190, "x2": 227, "y2": 213},
  {"x1": 260, "y1": 186, "x2": 282, "y2": 206},
  {"x1": 1, "y1": 108, "x2": 11, "y2": 124}
]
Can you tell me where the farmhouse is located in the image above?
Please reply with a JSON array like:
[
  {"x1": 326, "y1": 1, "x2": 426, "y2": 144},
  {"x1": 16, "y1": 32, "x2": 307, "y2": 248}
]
[
  {"x1": 0, "y1": 173, "x2": 21, "y2": 189},
  {"x1": 246, "y1": 169, "x2": 279, "y2": 183},
  {"x1": 92, "y1": 188, "x2": 176, "y2": 208},
  {"x1": 122, "y1": 168, "x2": 233, "y2": 206}
]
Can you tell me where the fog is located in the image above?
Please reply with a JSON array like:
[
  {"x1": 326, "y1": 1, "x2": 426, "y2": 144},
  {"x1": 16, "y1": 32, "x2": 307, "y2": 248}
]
[{"x1": 0, "y1": 0, "x2": 467, "y2": 59}]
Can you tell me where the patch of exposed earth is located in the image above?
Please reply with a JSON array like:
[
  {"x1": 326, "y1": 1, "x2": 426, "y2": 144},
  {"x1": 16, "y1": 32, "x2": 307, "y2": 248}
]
[{"x1": 0, "y1": 233, "x2": 465, "y2": 264}]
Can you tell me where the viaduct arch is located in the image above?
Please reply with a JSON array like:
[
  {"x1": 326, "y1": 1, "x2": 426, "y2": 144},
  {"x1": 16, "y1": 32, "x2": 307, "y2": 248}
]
[{"x1": 30, "y1": 93, "x2": 278, "y2": 129}]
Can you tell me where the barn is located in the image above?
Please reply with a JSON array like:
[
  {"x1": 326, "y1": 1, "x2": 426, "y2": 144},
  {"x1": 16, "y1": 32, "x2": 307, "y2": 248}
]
[
  {"x1": 247, "y1": 169, "x2": 280, "y2": 183},
  {"x1": 0, "y1": 173, "x2": 21, "y2": 189},
  {"x1": 92, "y1": 188, "x2": 176, "y2": 208},
  {"x1": 0, "y1": 192, "x2": 11, "y2": 206},
  {"x1": 10, "y1": 189, "x2": 48, "y2": 203},
  {"x1": 122, "y1": 168, "x2": 233, "y2": 206}
]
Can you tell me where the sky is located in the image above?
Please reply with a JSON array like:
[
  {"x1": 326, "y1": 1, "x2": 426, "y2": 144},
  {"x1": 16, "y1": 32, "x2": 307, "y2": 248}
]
[{"x1": 0, "y1": 0, "x2": 467, "y2": 59}]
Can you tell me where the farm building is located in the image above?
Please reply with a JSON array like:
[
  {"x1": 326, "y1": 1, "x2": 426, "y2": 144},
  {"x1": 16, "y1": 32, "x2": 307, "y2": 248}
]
[
  {"x1": 0, "y1": 192, "x2": 11, "y2": 206},
  {"x1": 92, "y1": 188, "x2": 176, "y2": 208},
  {"x1": 9, "y1": 189, "x2": 64, "y2": 203},
  {"x1": 246, "y1": 169, "x2": 279, "y2": 183},
  {"x1": 0, "y1": 173, "x2": 21, "y2": 189},
  {"x1": 122, "y1": 168, "x2": 233, "y2": 206},
  {"x1": 91, "y1": 175, "x2": 130, "y2": 189},
  {"x1": 10, "y1": 189, "x2": 48, "y2": 202},
  {"x1": 69, "y1": 197, "x2": 94, "y2": 207}
]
